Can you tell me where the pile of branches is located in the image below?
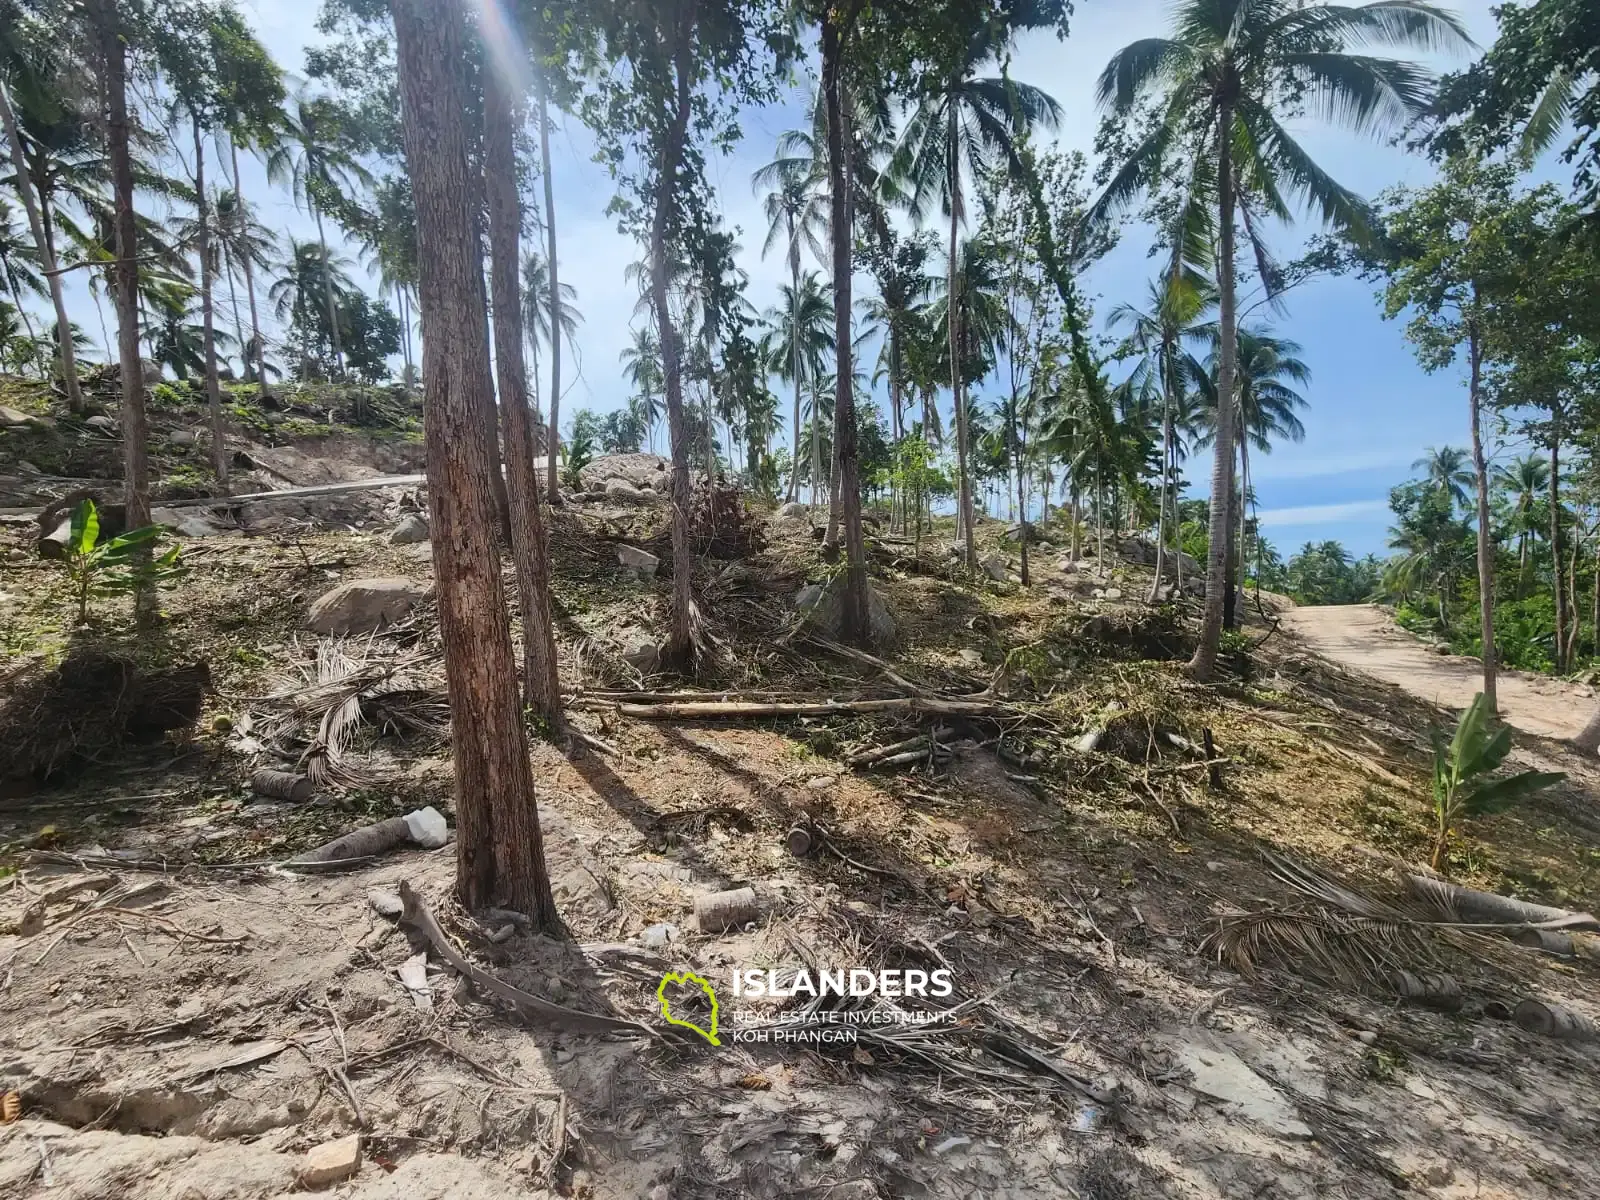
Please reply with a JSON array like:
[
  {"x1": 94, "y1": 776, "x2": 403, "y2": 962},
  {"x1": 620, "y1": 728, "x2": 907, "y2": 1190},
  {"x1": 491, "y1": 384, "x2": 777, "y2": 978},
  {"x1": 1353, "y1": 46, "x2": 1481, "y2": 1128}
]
[
  {"x1": 0, "y1": 648, "x2": 210, "y2": 788},
  {"x1": 243, "y1": 639, "x2": 446, "y2": 788},
  {"x1": 689, "y1": 478, "x2": 765, "y2": 560}
]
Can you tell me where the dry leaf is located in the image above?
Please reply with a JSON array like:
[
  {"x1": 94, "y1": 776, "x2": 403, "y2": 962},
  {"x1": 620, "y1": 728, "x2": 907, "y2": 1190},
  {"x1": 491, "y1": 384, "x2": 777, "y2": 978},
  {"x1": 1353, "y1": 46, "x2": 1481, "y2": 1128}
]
[
  {"x1": 852, "y1": 1047, "x2": 875, "y2": 1066},
  {"x1": 736, "y1": 1073, "x2": 770, "y2": 1090},
  {"x1": 1, "y1": 1090, "x2": 20, "y2": 1124}
]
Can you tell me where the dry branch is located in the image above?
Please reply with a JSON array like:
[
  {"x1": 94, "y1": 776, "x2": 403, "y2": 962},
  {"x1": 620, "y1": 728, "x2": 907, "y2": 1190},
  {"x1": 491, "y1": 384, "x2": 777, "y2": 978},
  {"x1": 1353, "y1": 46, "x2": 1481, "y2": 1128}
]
[
  {"x1": 1404, "y1": 876, "x2": 1600, "y2": 931},
  {"x1": 396, "y1": 882, "x2": 653, "y2": 1038},
  {"x1": 615, "y1": 695, "x2": 1002, "y2": 720}
]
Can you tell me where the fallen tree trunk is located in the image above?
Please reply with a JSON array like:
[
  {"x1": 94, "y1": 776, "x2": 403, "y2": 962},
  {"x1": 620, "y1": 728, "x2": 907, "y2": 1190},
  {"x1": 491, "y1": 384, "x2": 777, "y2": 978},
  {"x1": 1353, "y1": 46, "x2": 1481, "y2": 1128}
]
[
  {"x1": 396, "y1": 881, "x2": 651, "y2": 1037},
  {"x1": 695, "y1": 886, "x2": 760, "y2": 933},
  {"x1": 615, "y1": 696, "x2": 1001, "y2": 720},
  {"x1": 251, "y1": 769, "x2": 314, "y2": 804},
  {"x1": 1405, "y1": 876, "x2": 1600, "y2": 931},
  {"x1": 1513, "y1": 999, "x2": 1598, "y2": 1041}
]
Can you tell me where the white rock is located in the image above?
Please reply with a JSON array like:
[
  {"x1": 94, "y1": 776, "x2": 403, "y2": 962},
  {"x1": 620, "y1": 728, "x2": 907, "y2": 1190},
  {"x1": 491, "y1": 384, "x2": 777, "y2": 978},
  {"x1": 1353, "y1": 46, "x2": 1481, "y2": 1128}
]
[
  {"x1": 605, "y1": 479, "x2": 648, "y2": 502},
  {"x1": 150, "y1": 507, "x2": 229, "y2": 538},
  {"x1": 806, "y1": 775, "x2": 836, "y2": 791},
  {"x1": 299, "y1": 1134, "x2": 362, "y2": 1188},
  {"x1": 390, "y1": 513, "x2": 430, "y2": 544},
  {"x1": 776, "y1": 501, "x2": 808, "y2": 520},
  {"x1": 1104, "y1": 587, "x2": 1124, "y2": 601},
  {"x1": 403, "y1": 806, "x2": 449, "y2": 849},
  {"x1": 85, "y1": 414, "x2": 115, "y2": 431},
  {"x1": 0, "y1": 405, "x2": 40, "y2": 427},
  {"x1": 981, "y1": 554, "x2": 1011, "y2": 583},
  {"x1": 641, "y1": 922, "x2": 679, "y2": 951},
  {"x1": 167, "y1": 430, "x2": 197, "y2": 446},
  {"x1": 958, "y1": 648, "x2": 984, "y2": 666},
  {"x1": 1165, "y1": 1036, "x2": 1314, "y2": 1140},
  {"x1": 617, "y1": 543, "x2": 660, "y2": 578},
  {"x1": 307, "y1": 577, "x2": 428, "y2": 635}
]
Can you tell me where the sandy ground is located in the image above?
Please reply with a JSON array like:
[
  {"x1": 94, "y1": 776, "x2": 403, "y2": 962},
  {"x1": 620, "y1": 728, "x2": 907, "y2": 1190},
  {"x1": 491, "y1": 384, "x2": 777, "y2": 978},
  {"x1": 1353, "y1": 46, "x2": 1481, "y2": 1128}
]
[{"x1": 1282, "y1": 604, "x2": 1596, "y2": 742}]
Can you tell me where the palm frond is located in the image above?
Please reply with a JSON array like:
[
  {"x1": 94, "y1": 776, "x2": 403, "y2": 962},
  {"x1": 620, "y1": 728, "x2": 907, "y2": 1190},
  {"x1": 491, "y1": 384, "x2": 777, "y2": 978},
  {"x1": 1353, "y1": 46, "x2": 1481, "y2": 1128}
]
[
  {"x1": 1256, "y1": 2, "x2": 1476, "y2": 56},
  {"x1": 1094, "y1": 37, "x2": 1192, "y2": 112},
  {"x1": 1237, "y1": 98, "x2": 1377, "y2": 243},
  {"x1": 1519, "y1": 69, "x2": 1575, "y2": 162}
]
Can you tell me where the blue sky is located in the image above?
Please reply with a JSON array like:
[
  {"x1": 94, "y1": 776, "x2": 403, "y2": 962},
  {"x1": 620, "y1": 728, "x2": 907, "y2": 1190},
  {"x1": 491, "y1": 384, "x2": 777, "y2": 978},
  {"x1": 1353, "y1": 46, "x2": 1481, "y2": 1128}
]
[{"x1": 36, "y1": 0, "x2": 1577, "y2": 556}]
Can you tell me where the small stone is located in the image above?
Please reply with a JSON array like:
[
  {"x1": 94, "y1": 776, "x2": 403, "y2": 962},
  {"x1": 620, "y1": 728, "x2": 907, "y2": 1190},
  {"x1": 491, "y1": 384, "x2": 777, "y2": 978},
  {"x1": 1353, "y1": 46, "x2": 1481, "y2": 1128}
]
[
  {"x1": 641, "y1": 922, "x2": 678, "y2": 951},
  {"x1": 605, "y1": 479, "x2": 648, "y2": 502},
  {"x1": 307, "y1": 577, "x2": 427, "y2": 636},
  {"x1": 807, "y1": 775, "x2": 836, "y2": 791},
  {"x1": 390, "y1": 514, "x2": 430, "y2": 544},
  {"x1": 167, "y1": 429, "x2": 197, "y2": 446},
  {"x1": 958, "y1": 648, "x2": 983, "y2": 667},
  {"x1": 617, "y1": 543, "x2": 660, "y2": 578},
  {"x1": 299, "y1": 1134, "x2": 362, "y2": 1188},
  {"x1": 367, "y1": 890, "x2": 404, "y2": 918},
  {"x1": 1037, "y1": 541, "x2": 1054, "y2": 553},
  {"x1": 85, "y1": 414, "x2": 115, "y2": 431},
  {"x1": 1104, "y1": 587, "x2": 1124, "y2": 601},
  {"x1": 1353, "y1": 1030, "x2": 1378, "y2": 1046},
  {"x1": 776, "y1": 501, "x2": 807, "y2": 520}
]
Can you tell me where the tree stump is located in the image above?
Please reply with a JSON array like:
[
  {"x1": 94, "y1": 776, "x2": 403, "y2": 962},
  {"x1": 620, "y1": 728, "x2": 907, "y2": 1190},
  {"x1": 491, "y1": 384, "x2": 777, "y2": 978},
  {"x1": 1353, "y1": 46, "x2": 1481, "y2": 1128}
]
[
  {"x1": 251, "y1": 769, "x2": 315, "y2": 804},
  {"x1": 695, "y1": 887, "x2": 760, "y2": 933}
]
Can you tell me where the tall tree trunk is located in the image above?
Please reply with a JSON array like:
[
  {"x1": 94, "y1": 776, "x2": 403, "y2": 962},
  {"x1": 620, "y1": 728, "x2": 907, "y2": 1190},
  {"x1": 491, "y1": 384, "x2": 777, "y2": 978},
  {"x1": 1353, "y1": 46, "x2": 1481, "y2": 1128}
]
[
  {"x1": 222, "y1": 238, "x2": 245, "y2": 373},
  {"x1": 312, "y1": 205, "x2": 344, "y2": 379},
  {"x1": 1172, "y1": 436, "x2": 1185, "y2": 594},
  {"x1": 538, "y1": 77, "x2": 563, "y2": 506},
  {"x1": 1467, "y1": 326, "x2": 1496, "y2": 709},
  {"x1": 390, "y1": 0, "x2": 557, "y2": 926},
  {"x1": 0, "y1": 75, "x2": 84, "y2": 414},
  {"x1": 821, "y1": 13, "x2": 867, "y2": 645},
  {"x1": 653, "y1": 12, "x2": 699, "y2": 666},
  {"x1": 396, "y1": 283, "x2": 415, "y2": 387},
  {"x1": 229, "y1": 140, "x2": 268, "y2": 393},
  {"x1": 484, "y1": 63, "x2": 564, "y2": 733},
  {"x1": 1551, "y1": 431, "x2": 1568, "y2": 673},
  {"x1": 192, "y1": 117, "x2": 228, "y2": 483},
  {"x1": 93, "y1": 0, "x2": 152, "y2": 623},
  {"x1": 785, "y1": 237, "x2": 801, "y2": 503},
  {"x1": 946, "y1": 108, "x2": 976, "y2": 573},
  {"x1": 1189, "y1": 100, "x2": 1238, "y2": 681},
  {"x1": 1149, "y1": 351, "x2": 1172, "y2": 603},
  {"x1": 1013, "y1": 410, "x2": 1029, "y2": 588}
]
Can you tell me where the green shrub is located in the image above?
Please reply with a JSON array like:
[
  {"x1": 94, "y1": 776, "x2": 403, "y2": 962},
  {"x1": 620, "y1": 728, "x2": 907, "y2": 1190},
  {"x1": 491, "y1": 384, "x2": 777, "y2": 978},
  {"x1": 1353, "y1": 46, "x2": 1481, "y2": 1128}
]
[{"x1": 60, "y1": 499, "x2": 184, "y2": 623}]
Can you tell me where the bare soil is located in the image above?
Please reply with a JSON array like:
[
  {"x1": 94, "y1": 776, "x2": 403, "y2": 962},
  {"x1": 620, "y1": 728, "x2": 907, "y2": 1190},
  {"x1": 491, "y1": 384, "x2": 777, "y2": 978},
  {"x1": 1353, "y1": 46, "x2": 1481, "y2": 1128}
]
[{"x1": 4, "y1": 401, "x2": 1600, "y2": 1198}]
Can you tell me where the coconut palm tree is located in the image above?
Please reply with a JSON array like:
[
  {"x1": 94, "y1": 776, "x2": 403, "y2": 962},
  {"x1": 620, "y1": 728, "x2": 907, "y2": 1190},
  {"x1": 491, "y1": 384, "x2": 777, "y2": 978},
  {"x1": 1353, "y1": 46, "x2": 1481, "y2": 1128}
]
[
  {"x1": 269, "y1": 238, "x2": 356, "y2": 380},
  {"x1": 266, "y1": 87, "x2": 372, "y2": 380},
  {"x1": 1091, "y1": 0, "x2": 1472, "y2": 678},
  {"x1": 620, "y1": 327, "x2": 664, "y2": 452},
  {"x1": 1415, "y1": 445, "x2": 1476, "y2": 510},
  {"x1": 211, "y1": 187, "x2": 278, "y2": 379},
  {"x1": 1108, "y1": 278, "x2": 1211, "y2": 598},
  {"x1": 752, "y1": 139, "x2": 828, "y2": 502},
  {"x1": 521, "y1": 247, "x2": 581, "y2": 425},
  {"x1": 759, "y1": 271, "x2": 835, "y2": 504},
  {"x1": 1496, "y1": 454, "x2": 1550, "y2": 597},
  {"x1": 895, "y1": 29, "x2": 1061, "y2": 571}
]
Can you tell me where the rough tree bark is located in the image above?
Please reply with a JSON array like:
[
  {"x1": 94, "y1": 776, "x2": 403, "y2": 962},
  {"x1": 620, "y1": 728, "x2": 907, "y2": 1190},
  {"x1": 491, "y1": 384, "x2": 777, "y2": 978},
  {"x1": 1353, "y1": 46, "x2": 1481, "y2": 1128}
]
[
  {"x1": 313, "y1": 204, "x2": 344, "y2": 379},
  {"x1": 651, "y1": 9, "x2": 699, "y2": 666},
  {"x1": 1551, "y1": 429, "x2": 1568, "y2": 674},
  {"x1": 0, "y1": 75, "x2": 83, "y2": 414},
  {"x1": 946, "y1": 103, "x2": 976, "y2": 574},
  {"x1": 1189, "y1": 97, "x2": 1238, "y2": 682},
  {"x1": 93, "y1": 0, "x2": 152, "y2": 624},
  {"x1": 390, "y1": 0, "x2": 558, "y2": 926},
  {"x1": 1148, "y1": 353, "x2": 1172, "y2": 603},
  {"x1": 192, "y1": 118, "x2": 228, "y2": 482},
  {"x1": 1466, "y1": 323, "x2": 1497, "y2": 710},
  {"x1": 484, "y1": 63, "x2": 565, "y2": 734},
  {"x1": 539, "y1": 76, "x2": 563, "y2": 507}
]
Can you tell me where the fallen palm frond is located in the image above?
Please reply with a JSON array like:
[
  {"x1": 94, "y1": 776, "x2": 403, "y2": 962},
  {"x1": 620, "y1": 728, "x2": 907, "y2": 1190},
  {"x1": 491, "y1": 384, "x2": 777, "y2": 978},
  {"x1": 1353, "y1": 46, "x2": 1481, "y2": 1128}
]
[
  {"x1": 247, "y1": 639, "x2": 445, "y2": 789},
  {"x1": 1404, "y1": 874, "x2": 1600, "y2": 931}
]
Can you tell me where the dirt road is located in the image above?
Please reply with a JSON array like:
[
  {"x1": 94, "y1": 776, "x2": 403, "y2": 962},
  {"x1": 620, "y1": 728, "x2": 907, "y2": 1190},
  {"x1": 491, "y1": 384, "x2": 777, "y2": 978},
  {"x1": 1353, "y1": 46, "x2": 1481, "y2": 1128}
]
[{"x1": 1281, "y1": 603, "x2": 1595, "y2": 742}]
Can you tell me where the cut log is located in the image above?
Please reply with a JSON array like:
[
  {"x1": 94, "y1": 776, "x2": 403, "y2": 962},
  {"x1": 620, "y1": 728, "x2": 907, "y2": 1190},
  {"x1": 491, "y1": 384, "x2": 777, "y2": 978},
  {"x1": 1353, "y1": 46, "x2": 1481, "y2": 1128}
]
[
  {"x1": 695, "y1": 886, "x2": 760, "y2": 933},
  {"x1": 1513, "y1": 929, "x2": 1576, "y2": 956},
  {"x1": 1513, "y1": 999, "x2": 1598, "y2": 1041},
  {"x1": 615, "y1": 696, "x2": 1000, "y2": 720},
  {"x1": 1405, "y1": 876, "x2": 1600, "y2": 931},
  {"x1": 786, "y1": 827, "x2": 814, "y2": 858},
  {"x1": 1390, "y1": 970, "x2": 1462, "y2": 1012},
  {"x1": 287, "y1": 817, "x2": 412, "y2": 866},
  {"x1": 251, "y1": 769, "x2": 315, "y2": 804}
]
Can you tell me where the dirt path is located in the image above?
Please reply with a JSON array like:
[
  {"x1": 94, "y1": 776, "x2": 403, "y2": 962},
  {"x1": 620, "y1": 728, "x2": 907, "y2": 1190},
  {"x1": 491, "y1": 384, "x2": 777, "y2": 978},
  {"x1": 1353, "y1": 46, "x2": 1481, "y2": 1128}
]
[{"x1": 1282, "y1": 603, "x2": 1594, "y2": 741}]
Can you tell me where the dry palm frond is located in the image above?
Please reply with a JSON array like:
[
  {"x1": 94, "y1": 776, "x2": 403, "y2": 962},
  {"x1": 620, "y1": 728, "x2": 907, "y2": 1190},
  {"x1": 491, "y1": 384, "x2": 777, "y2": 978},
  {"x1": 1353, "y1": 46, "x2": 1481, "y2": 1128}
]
[{"x1": 1206, "y1": 909, "x2": 1454, "y2": 1000}]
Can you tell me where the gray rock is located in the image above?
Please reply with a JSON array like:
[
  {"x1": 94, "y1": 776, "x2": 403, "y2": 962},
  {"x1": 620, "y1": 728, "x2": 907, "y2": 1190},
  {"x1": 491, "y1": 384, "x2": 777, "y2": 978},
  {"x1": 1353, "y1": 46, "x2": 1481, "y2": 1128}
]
[
  {"x1": 85, "y1": 414, "x2": 115, "y2": 431},
  {"x1": 622, "y1": 636, "x2": 661, "y2": 675},
  {"x1": 1104, "y1": 587, "x2": 1124, "y2": 601},
  {"x1": 776, "y1": 501, "x2": 808, "y2": 520},
  {"x1": 552, "y1": 866, "x2": 614, "y2": 920},
  {"x1": 1160, "y1": 1035, "x2": 1314, "y2": 1141},
  {"x1": 794, "y1": 576, "x2": 896, "y2": 647},
  {"x1": 140, "y1": 359, "x2": 163, "y2": 386},
  {"x1": 982, "y1": 554, "x2": 1012, "y2": 583},
  {"x1": 588, "y1": 479, "x2": 607, "y2": 495},
  {"x1": 616, "y1": 543, "x2": 659, "y2": 579},
  {"x1": 390, "y1": 514, "x2": 430, "y2": 544},
  {"x1": 150, "y1": 507, "x2": 229, "y2": 538},
  {"x1": 167, "y1": 430, "x2": 197, "y2": 446},
  {"x1": 580, "y1": 452, "x2": 672, "y2": 493},
  {"x1": 605, "y1": 479, "x2": 649, "y2": 503},
  {"x1": 1036, "y1": 541, "x2": 1055, "y2": 554},
  {"x1": 0, "y1": 405, "x2": 41, "y2": 427},
  {"x1": 306, "y1": 577, "x2": 428, "y2": 635},
  {"x1": 958, "y1": 648, "x2": 984, "y2": 667}
]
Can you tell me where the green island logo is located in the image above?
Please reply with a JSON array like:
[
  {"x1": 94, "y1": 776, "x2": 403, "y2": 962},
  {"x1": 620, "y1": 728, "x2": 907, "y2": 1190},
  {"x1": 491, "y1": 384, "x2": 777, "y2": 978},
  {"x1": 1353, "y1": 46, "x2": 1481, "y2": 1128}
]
[{"x1": 656, "y1": 971, "x2": 721, "y2": 1045}]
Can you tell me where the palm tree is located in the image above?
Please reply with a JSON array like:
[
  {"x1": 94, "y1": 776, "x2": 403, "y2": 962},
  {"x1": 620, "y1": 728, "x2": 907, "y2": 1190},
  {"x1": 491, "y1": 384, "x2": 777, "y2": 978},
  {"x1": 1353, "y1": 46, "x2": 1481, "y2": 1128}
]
[
  {"x1": 266, "y1": 87, "x2": 372, "y2": 380},
  {"x1": 752, "y1": 137, "x2": 828, "y2": 503},
  {"x1": 759, "y1": 271, "x2": 835, "y2": 504},
  {"x1": 213, "y1": 187, "x2": 278, "y2": 379},
  {"x1": 521, "y1": 247, "x2": 581, "y2": 426},
  {"x1": 1496, "y1": 454, "x2": 1550, "y2": 596},
  {"x1": 269, "y1": 238, "x2": 355, "y2": 380},
  {"x1": 1415, "y1": 445, "x2": 1475, "y2": 510},
  {"x1": 1108, "y1": 278, "x2": 1211, "y2": 598},
  {"x1": 895, "y1": 29, "x2": 1061, "y2": 571},
  {"x1": 1091, "y1": 0, "x2": 1471, "y2": 679},
  {"x1": 352, "y1": 177, "x2": 416, "y2": 389},
  {"x1": 620, "y1": 327, "x2": 664, "y2": 452}
]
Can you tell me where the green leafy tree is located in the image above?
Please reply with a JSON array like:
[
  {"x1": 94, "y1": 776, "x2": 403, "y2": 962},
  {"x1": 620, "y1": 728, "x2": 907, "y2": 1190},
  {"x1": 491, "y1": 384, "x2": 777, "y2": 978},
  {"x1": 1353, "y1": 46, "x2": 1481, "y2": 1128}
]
[{"x1": 1091, "y1": 0, "x2": 1471, "y2": 680}]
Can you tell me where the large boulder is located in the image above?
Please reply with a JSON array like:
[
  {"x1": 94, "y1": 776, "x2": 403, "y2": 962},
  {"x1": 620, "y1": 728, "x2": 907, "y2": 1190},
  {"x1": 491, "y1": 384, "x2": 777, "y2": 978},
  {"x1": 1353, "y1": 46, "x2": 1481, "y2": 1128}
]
[
  {"x1": 776, "y1": 501, "x2": 808, "y2": 521},
  {"x1": 605, "y1": 479, "x2": 651, "y2": 504},
  {"x1": 307, "y1": 577, "x2": 428, "y2": 635},
  {"x1": 390, "y1": 514, "x2": 430, "y2": 545},
  {"x1": 150, "y1": 506, "x2": 231, "y2": 539},
  {"x1": 580, "y1": 453, "x2": 672, "y2": 495},
  {"x1": 616, "y1": 543, "x2": 659, "y2": 580},
  {"x1": 982, "y1": 553, "x2": 1012, "y2": 583},
  {"x1": 794, "y1": 576, "x2": 896, "y2": 647}
]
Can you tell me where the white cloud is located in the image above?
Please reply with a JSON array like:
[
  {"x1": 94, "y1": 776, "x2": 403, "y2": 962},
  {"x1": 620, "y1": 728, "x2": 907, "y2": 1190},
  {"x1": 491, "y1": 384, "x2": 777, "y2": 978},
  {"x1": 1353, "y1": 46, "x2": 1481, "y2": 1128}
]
[{"x1": 1256, "y1": 500, "x2": 1390, "y2": 528}]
